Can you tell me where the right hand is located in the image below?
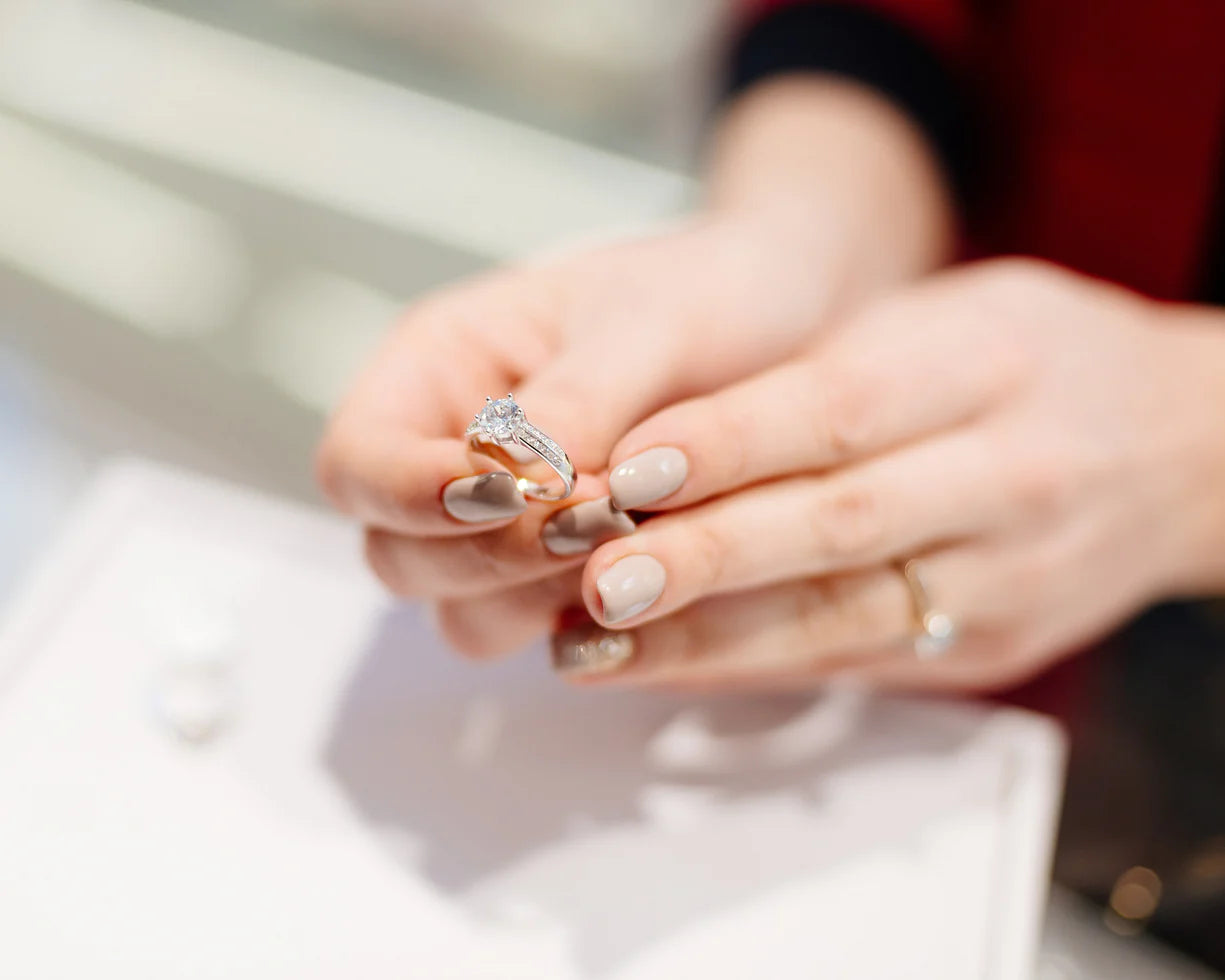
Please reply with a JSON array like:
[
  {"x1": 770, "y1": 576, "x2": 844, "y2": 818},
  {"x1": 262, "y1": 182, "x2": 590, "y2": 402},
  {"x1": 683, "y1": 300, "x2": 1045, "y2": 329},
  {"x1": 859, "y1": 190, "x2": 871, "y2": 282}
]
[
  {"x1": 316, "y1": 77, "x2": 957, "y2": 656},
  {"x1": 317, "y1": 212, "x2": 857, "y2": 646}
]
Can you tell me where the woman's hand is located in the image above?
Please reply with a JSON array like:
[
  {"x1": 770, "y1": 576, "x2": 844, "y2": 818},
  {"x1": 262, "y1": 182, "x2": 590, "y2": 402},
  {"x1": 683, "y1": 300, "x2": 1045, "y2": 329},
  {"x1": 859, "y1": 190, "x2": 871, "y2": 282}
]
[
  {"x1": 316, "y1": 77, "x2": 956, "y2": 643},
  {"x1": 502, "y1": 259, "x2": 1225, "y2": 691},
  {"x1": 317, "y1": 215, "x2": 845, "y2": 591}
]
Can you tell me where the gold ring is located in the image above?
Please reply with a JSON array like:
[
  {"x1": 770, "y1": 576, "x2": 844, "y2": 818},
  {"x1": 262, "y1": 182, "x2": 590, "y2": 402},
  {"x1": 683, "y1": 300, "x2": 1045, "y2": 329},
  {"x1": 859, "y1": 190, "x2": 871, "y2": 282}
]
[{"x1": 900, "y1": 559, "x2": 957, "y2": 659}]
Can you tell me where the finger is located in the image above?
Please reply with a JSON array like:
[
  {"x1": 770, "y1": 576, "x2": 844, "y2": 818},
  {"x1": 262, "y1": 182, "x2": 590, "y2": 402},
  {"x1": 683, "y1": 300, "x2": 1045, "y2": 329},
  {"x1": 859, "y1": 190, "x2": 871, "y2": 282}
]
[
  {"x1": 511, "y1": 223, "x2": 828, "y2": 478},
  {"x1": 335, "y1": 269, "x2": 561, "y2": 433},
  {"x1": 319, "y1": 424, "x2": 528, "y2": 536},
  {"x1": 318, "y1": 272, "x2": 561, "y2": 535},
  {"x1": 337, "y1": 305, "x2": 680, "y2": 535},
  {"x1": 365, "y1": 484, "x2": 636, "y2": 600},
  {"x1": 432, "y1": 572, "x2": 584, "y2": 658},
  {"x1": 606, "y1": 294, "x2": 1024, "y2": 511},
  {"x1": 554, "y1": 546, "x2": 997, "y2": 689},
  {"x1": 510, "y1": 328, "x2": 682, "y2": 476},
  {"x1": 553, "y1": 568, "x2": 910, "y2": 686},
  {"x1": 583, "y1": 430, "x2": 1002, "y2": 628}
]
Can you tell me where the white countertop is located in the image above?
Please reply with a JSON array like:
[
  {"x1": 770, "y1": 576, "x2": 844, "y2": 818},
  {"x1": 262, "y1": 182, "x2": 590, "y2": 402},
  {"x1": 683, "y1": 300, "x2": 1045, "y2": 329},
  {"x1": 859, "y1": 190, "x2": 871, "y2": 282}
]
[{"x1": 0, "y1": 3, "x2": 1219, "y2": 975}]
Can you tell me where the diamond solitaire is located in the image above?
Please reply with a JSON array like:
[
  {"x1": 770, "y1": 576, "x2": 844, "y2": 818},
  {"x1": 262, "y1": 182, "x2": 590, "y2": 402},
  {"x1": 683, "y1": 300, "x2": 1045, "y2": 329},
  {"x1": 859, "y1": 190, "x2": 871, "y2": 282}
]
[
  {"x1": 475, "y1": 396, "x2": 525, "y2": 444},
  {"x1": 465, "y1": 394, "x2": 576, "y2": 501}
]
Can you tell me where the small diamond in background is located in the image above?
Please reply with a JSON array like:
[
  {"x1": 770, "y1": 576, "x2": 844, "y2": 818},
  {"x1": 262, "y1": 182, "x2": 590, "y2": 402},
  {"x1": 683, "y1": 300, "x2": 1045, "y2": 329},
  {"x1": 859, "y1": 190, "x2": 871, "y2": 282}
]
[
  {"x1": 150, "y1": 671, "x2": 234, "y2": 744},
  {"x1": 137, "y1": 577, "x2": 241, "y2": 745},
  {"x1": 477, "y1": 396, "x2": 524, "y2": 441}
]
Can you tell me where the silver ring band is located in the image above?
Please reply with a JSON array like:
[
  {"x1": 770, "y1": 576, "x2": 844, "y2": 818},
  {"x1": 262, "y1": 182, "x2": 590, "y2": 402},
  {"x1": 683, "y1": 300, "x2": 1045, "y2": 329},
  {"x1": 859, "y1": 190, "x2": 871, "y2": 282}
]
[
  {"x1": 900, "y1": 559, "x2": 957, "y2": 659},
  {"x1": 465, "y1": 395, "x2": 576, "y2": 502}
]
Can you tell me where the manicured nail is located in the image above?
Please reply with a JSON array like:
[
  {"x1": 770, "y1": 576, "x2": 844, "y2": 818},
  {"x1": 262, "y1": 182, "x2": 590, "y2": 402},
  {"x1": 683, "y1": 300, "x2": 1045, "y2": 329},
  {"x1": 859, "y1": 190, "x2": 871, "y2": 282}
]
[
  {"x1": 541, "y1": 496, "x2": 636, "y2": 556},
  {"x1": 442, "y1": 472, "x2": 526, "y2": 524},
  {"x1": 609, "y1": 447, "x2": 688, "y2": 510},
  {"x1": 551, "y1": 626, "x2": 635, "y2": 677},
  {"x1": 596, "y1": 554, "x2": 666, "y2": 624}
]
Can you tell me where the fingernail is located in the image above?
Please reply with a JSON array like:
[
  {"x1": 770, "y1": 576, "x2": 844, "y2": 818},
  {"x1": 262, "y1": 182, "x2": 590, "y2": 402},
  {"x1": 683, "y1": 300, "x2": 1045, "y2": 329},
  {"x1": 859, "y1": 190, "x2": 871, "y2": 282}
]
[
  {"x1": 609, "y1": 447, "x2": 688, "y2": 510},
  {"x1": 541, "y1": 496, "x2": 636, "y2": 556},
  {"x1": 551, "y1": 626, "x2": 635, "y2": 677},
  {"x1": 442, "y1": 472, "x2": 526, "y2": 524},
  {"x1": 596, "y1": 554, "x2": 666, "y2": 624}
]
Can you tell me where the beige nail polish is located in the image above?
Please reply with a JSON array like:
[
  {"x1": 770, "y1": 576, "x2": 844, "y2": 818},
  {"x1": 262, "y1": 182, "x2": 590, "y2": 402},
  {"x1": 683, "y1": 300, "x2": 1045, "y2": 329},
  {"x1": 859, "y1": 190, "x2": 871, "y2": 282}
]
[
  {"x1": 551, "y1": 626, "x2": 635, "y2": 677},
  {"x1": 442, "y1": 472, "x2": 526, "y2": 524},
  {"x1": 596, "y1": 554, "x2": 666, "y2": 624},
  {"x1": 609, "y1": 447, "x2": 688, "y2": 510},
  {"x1": 541, "y1": 497, "x2": 636, "y2": 556}
]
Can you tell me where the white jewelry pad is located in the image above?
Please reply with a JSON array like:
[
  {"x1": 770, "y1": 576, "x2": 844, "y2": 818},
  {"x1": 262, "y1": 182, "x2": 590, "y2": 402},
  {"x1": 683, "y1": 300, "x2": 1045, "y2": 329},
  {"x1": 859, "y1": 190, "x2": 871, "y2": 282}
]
[{"x1": 0, "y1": 460, "x2": 1064, "y2": 979}]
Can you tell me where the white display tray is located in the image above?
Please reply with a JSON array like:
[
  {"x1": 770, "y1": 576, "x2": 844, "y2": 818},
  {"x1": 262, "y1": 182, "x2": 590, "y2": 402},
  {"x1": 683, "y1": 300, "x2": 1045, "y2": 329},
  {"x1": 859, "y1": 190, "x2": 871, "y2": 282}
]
[{"x1": 0, "y1": 460, "x2": 1065, "y2": 979}]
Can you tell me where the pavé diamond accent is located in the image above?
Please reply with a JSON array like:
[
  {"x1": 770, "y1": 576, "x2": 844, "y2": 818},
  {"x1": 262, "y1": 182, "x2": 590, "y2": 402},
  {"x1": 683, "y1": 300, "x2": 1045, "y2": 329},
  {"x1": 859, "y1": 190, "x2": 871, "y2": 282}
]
[
  {"x1": 519, "y1": 429, "x2": 566, "y2": 467},
  {"x1": 466, "y1": 394, "x2": 575, "y2": 500}
]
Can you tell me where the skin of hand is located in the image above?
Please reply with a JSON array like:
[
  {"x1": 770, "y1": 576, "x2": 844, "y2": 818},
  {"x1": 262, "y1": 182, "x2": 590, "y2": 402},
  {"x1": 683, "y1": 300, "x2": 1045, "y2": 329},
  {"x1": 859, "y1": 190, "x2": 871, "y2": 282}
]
[
  {"x1": 470, "y1": 258, "x2": 1225, "y2": 693},
  {"x1": 316, "y1": 77, "x2": 955, "y2": 651}
]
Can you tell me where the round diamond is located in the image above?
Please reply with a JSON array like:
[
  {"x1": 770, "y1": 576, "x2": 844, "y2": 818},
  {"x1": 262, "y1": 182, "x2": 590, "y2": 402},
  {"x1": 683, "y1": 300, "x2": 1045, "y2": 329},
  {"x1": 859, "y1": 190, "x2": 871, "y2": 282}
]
[
  {"x1": 477, "y1": 397, "x2": 524, "y2": 441},
  {"x1": 916, "y1": 611, "x2": 956, "y2": 659}
]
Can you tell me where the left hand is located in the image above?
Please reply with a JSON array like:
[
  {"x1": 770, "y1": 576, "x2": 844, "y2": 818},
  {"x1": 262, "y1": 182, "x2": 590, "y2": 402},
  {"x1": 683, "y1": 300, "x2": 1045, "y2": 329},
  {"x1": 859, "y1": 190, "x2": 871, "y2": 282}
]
[{"x1": 445, "y1": 259, "x2": 1225, "y2": 691}]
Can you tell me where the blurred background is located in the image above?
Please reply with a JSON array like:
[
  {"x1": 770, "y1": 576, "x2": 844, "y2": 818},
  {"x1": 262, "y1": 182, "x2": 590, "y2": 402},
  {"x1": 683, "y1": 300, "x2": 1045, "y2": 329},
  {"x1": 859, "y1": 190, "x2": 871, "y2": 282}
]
[
  {"x1": 0, "y1": 1, "x2": 1221, "y2": 976},
  {"x1": 0, "y1": 0, "x2": 716, "y2": 597}
]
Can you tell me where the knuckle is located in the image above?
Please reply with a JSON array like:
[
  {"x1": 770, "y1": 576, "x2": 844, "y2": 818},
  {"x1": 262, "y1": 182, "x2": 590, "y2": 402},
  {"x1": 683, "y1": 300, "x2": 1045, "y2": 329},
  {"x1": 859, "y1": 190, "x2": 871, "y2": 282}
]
[
  {"x1": 810, "y1": 484, "x2": 888, "y2": 564},
  {"x1": 1010, "y1": 454, "x2": 1075, "y2": 523},
  {"x1": 686, "y1": 521, "x2": 731, "y2": 595},
  {"x1": 818, "y1": 368, "x2": 876, "y2": 459},
  {"x1": 707, "y1": 397, "x2": 752, "y2": 489},
  {"x1": 793, "y1": 578, "x2": 839, "y2": 652}
]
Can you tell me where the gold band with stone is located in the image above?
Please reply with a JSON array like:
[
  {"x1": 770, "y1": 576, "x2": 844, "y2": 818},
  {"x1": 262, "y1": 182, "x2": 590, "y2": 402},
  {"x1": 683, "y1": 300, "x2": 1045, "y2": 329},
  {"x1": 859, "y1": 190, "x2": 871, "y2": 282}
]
[{"x1": 900, "y1": 558, "x2": 957, "y2": 659}]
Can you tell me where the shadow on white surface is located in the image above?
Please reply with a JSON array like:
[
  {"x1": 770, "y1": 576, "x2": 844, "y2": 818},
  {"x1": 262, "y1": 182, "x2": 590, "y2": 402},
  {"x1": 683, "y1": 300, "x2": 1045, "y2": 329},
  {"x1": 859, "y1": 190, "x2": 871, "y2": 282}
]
[
  {"x1": 0, "y1": 461, "x2": 1061, "y2": 979},
  {"x1": 322, "y1": 606, "x2": 1011, "y2": 975}
]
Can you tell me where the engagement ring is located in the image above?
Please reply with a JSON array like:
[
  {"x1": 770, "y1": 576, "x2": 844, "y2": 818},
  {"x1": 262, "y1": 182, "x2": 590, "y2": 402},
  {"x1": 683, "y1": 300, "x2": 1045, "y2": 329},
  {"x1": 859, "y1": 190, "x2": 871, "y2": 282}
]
[
  {"x1": 901, "y1": 558, "x2": 957, "y2": 659},
  {"x1": 465, "y1": 395, "x2": 576, "y2": 501}
]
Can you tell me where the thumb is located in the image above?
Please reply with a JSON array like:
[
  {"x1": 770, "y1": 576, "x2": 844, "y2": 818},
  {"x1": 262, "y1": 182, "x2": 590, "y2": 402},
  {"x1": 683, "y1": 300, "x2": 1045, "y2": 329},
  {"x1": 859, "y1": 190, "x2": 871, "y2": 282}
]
[
  {"x1": 509, "y1": 219, "x2": 831, "y2": 475},
  {"x1": 510, "y1": 327, "x2": 685, "y2": 475}
]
